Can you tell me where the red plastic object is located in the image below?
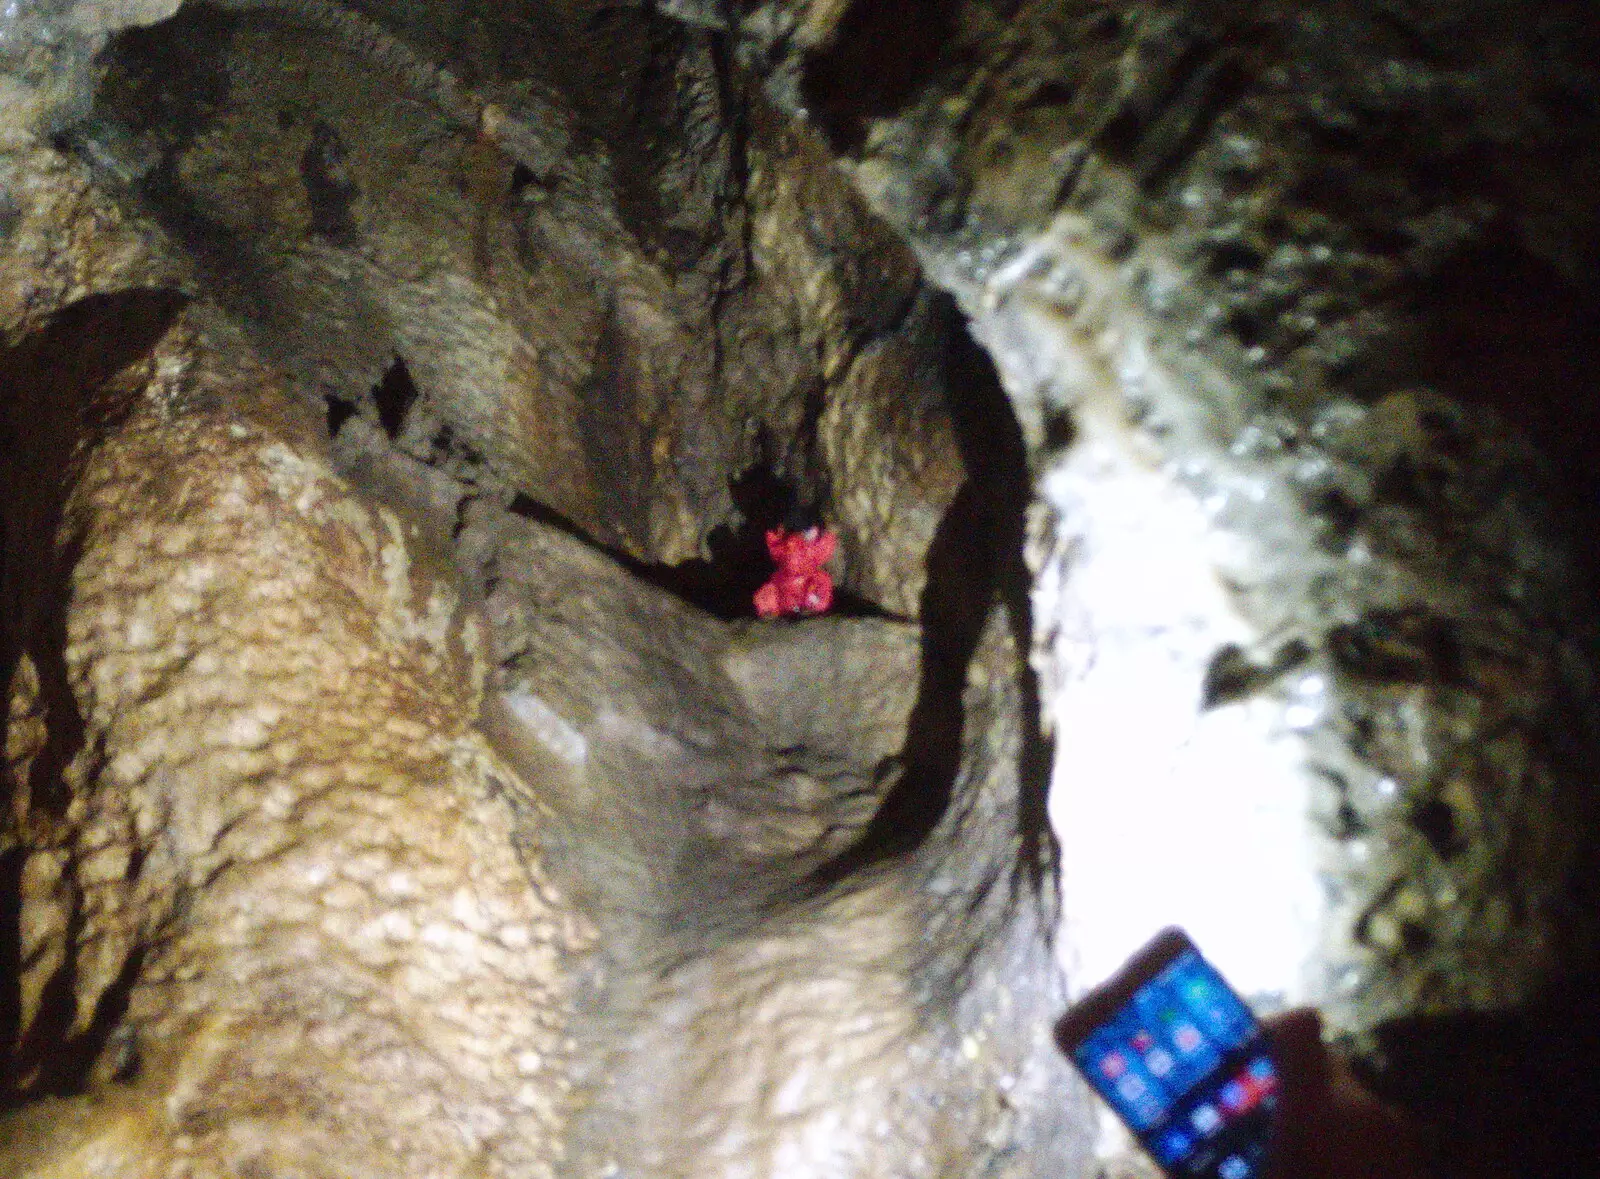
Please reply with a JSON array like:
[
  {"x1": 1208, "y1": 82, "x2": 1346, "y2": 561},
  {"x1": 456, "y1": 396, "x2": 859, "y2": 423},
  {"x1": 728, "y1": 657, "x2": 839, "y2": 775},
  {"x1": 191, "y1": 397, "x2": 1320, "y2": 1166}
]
[{"x1": 753, "y1": 526, "x2": 836, "y2": 618}]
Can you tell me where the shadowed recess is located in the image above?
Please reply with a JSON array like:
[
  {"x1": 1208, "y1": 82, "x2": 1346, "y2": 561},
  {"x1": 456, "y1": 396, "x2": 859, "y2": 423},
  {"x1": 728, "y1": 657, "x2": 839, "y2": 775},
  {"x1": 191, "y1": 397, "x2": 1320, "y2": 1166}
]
[
  {"x1": 0, "y1": 288, "x2": 188, "y2": 1103},
  {"x1": 815, "y1": 291, "x2": 1040, "y2": 877},
  {"x1": 799, "y1": 0, "x2": 961, "y2": 153}
]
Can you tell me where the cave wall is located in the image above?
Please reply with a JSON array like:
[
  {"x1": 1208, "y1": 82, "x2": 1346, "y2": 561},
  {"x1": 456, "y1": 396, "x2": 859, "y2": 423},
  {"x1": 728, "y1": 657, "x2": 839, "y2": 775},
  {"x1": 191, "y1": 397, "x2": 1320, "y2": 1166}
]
[
  {"x1": 736, "y1": 0, "x2": 1600, "y2": 1169},
  {"x1": 775, "y1": 0, "x2": 1600, "y2": 1017},
  {"x1": 2, "y1": 0, "x2": 1599, "y2": 1176},
  {"x1": 0, "y1": 1, "x2": 1083, "y2": 1175}
]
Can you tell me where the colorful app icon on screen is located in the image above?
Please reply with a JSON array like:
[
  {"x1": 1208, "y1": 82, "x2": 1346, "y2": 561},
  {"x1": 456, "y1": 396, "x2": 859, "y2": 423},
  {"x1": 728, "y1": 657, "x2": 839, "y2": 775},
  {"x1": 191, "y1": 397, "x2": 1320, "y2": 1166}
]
[
  {"x1": 1218, "y1": 1154, "x2": 1252, "y2": 1179},
  {"x1": 1190, "y1": 1104, "x2": 1222, "y2": 1135},
  {"x1": 1157, "y1": 1128, "x2": 1194, "y2": 1164},
  {"x1": 1058, "y1": 932, "x2": 1273, "y2": 1179},
  {"x1": 1222, "y1": 1073, "x2": 1268, "y2": 1116},
  {"x1": 1132, "y1": 1094, "x2": 1163, "y2": 1127}
]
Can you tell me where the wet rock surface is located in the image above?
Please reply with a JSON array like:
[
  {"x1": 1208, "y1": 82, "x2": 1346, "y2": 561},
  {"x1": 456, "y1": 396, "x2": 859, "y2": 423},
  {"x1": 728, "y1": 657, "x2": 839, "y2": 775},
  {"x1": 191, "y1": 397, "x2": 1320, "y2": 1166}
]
[
  {"x1": 64, "y1": 0, "x2": 969, "y2": 604},
  {"x1": 0, "y1": 0, "x2": 184, "y2": 147},
  {"x1": 2, "y1": 1, "x2": 1599, "y2": 1176},
  {"x1": 731, "y1": 0, "x2": 1600, "y2": 1171}
]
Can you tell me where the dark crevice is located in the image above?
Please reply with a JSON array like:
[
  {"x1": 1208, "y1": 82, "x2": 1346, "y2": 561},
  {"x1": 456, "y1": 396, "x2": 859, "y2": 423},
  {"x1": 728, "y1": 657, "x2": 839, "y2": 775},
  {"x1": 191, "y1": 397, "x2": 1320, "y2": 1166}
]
[
  {"x1": 10, "y1": 926, "x2": 145, "y2": 1102},
  {"x1": 0, "y1": 290, "x2": 189, "y2": 696},
  {"x1": 1099, "y1": 41, "x2": 1252, "y2": 192},
  {"x1": 1352, "y1": 876, "x2": 1405, "y2": 950},
  {"x1": 628, "y1": 459, "x2": 805, "y2": 620},
  {"x1": 58, "y1": 945, "x2": 146, "y2": 1096},
  {"x1": 800, "y1": 0, "x2": 961, "y2": 153},
  {"x1": 8, "y1": 909, "x2": 82, "y2": 1102},
  {"x1": 1202, "y1": 643, "x2": 1266, "y2": 710},
  {"x1": 102, "y1": 4, "x2": 237, "y2": 142},
  {"x1": 1408, "y1": 797, "x2": 1463, "y2": 861},
  {"x1": 0, "y1": 796, "x2": 137, "y2": 1102},
  {"x1": 0, "y1": 290, "x2": 187, "y2": 1103},
  {"x1": 1372, "y1": 967, "x2": 1600, "y2": 1177},
  {"x1": 0, "y1": 848, "x2": 23, "y2": 1099},
  {"x1": 1414, "y1": 229, "x2": 1600, "y2": 574},
  {"x1": 372, "y1": 356, "x2": 419, "y2": 441},
  {"x1": 299, "y1": 119, "x2": 360, "y2": 244},
  {"x1": 1327, "y1": 608, "x2": 1464, "y2": 685},
  {"x1": 505, "y1": 490, "x2": 589, "y2": 537},
  {"x1": 814, "y1": 478, "x2": 992, "y2": 872},
  {"x1": 21, "y1": 533, "x2": 90, "y2": 824},
  {"x1": 508, "y1": 161, "x2": 539, "y2": 194},
  {"x1": 1204, "y1": 239, "x2": 1267, "y2": 276},
  {"x1": 506, "y1": 466, "x2": 887, "y2": 622},
  {"x1": 1041, "y1": 407, "x2": 1076, "y2": 456},
  {"x1": 1202, "y1": 638, "x2": 1311, "y2": 710},
  {"x1": 812, "y1": 291, "x2": 1048, "y2": 884},
  {"x1": 324, "y1": 393, "x2": 358, "y2": 437}
]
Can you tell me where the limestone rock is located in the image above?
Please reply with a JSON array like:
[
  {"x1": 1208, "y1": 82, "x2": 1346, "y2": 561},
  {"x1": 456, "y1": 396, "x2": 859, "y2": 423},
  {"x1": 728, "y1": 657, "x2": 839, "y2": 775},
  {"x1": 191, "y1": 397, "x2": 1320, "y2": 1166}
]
[
  {"x1": 728, "y1": 0, "x2": 1600, "y2": 1170},
  {"x1": 0, "y1": 0, "x2": 184, "y2": 145},
  {"x1": 5, "y1": 1, "x2": 1599, "y2": 1176},
  {"x1": 1, "y1": 51, "x2": 1081, "y2": 1171},
  {"x1": 2, "y1": 317, "x2": 592, "y2": 1177},
  {"x1": 60, "y1": 0, "x2": 967, "y2": 602}
]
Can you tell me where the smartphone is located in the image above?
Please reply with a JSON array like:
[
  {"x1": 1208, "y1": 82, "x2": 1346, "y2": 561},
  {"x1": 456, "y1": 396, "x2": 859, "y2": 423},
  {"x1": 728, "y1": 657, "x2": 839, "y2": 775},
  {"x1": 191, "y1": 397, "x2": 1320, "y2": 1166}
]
[{"x1": 1055, "y1": 928, "x2": 1280, "y2": 1179}]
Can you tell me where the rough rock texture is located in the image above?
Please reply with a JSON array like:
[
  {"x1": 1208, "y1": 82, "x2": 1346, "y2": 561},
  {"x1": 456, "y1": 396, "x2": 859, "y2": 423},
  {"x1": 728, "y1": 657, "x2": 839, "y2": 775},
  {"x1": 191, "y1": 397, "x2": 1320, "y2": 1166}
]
[
  {"x1": 730, "y1": 0, "x2": 1600, "y2": 1171},
  {"x1": 3, "y1": 0, "x2": 1599, "y2": 1177},
  {"x1": 0, "y1": 0, "x2": 184, "y2": 148},
  {"x1": 823, "y1": 0, "x2": 1600, "y2": 998},
  {"x1": 0, "y1": 264, "x2": 1079, "y2": 1179},
  {"x1": 60, "y1": 0, "x2": 968, "y2": 611},
  {"x1": 1, "y1": 7, "x2": 1081, "y2": 1173},
  {"x1": 1, "y1": 221, "x2": 594, "y2": 1174},
  {"x1": 462, "y1": 500, "x2": 1075, "y2": 1176}
]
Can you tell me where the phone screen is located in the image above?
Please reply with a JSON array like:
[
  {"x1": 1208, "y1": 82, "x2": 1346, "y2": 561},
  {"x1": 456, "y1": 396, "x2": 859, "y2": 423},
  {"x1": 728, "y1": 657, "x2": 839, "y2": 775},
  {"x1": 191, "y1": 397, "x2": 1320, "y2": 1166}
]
[{"x1": 1066, "y1": 940, "x2": 1279, "y2": 1179}]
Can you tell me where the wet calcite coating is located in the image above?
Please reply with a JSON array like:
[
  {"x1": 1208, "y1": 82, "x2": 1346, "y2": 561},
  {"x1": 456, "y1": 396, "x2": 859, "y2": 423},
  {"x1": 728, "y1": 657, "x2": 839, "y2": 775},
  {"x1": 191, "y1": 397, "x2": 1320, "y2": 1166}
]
[
  {"x1": 3, "y1": 0, "x2": 1598, "y2": 1176},
  {"x1": 721, "y1": 0, "x2": 1600, "y2": 1170},
  {"x1": 0, "y1": 151, "x2": 592, "y2": 1172},
  {"x1": 738, "y1": 0, "x2": 1600, "y2": 1010},
  {"x1": 0, "y1": 302, "x2": 1087, "y2": 1177}
]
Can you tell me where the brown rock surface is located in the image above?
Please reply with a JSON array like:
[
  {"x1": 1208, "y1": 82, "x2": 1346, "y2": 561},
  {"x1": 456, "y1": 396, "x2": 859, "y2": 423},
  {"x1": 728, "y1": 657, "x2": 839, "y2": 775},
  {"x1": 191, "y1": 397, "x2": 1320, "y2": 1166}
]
[
  {"x1": 0, "y1": 47, "x2": 1076, "y2": 1169},
  {"x1": 3, "y1": 1, "x2": 1599, "y2": 1176},
  {"x1": 2, "y1": 282, "x2": 593, "y2": 1174}
]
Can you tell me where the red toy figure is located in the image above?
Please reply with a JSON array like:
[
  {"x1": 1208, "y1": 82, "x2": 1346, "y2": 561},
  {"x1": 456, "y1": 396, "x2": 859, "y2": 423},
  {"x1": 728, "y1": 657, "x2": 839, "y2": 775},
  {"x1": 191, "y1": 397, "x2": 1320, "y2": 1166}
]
[{"x1": 753, "y1": 525, "x2": 836, "y2": 618}]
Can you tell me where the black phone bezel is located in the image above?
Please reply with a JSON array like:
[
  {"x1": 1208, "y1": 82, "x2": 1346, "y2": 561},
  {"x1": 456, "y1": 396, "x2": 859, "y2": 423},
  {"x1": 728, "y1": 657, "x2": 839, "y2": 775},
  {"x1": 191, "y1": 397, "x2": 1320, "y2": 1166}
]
[
  {"x1": 1054, "y1": 926, "x2": 1202, "y2": 1055},
  {"x1": 1054, "y1": 927, "x2": 1274, "y2": 1179}
]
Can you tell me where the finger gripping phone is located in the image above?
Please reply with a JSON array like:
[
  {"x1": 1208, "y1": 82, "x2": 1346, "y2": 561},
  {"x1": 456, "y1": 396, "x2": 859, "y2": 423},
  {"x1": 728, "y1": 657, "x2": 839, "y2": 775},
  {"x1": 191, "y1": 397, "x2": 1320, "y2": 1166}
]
[{"x1": 1055, "y1": 929, "x2": 1280, "y2": 1179}]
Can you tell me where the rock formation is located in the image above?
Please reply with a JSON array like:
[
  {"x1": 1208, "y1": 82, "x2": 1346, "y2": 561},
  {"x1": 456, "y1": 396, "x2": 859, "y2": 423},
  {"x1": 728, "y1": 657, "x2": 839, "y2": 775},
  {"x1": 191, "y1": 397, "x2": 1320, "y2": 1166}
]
[{"x1": 3, "y1": 0, "x2": 1597, "y2": 1176}]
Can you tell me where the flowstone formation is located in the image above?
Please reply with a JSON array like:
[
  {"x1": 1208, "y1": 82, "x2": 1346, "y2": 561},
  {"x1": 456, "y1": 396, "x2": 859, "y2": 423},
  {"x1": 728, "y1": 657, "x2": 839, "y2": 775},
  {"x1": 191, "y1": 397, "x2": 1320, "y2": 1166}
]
[{"x1": 2, "y1": 1, "x2": 1599, "y2": 1177}]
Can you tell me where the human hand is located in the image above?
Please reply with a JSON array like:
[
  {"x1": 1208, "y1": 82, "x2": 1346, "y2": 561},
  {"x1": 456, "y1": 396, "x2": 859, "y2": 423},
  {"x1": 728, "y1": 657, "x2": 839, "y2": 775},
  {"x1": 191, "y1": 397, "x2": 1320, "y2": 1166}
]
[{"x1": 1262, "y1": 1009, "x2": 1430, "y2": 1179}]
